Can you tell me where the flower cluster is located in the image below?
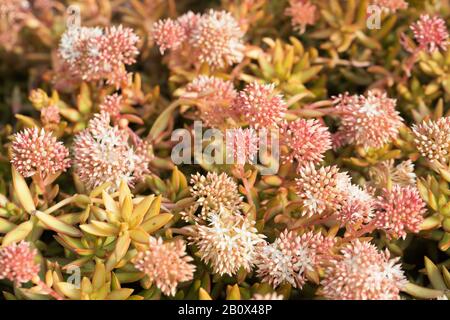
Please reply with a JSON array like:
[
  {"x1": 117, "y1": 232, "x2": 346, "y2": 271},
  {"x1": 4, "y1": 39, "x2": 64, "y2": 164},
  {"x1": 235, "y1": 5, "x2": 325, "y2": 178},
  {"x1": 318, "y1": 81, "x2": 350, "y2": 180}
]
[
  {"x1": 410, "y1": 15, "x2": 449, "y2": 53},
  {"x1": 374, "y1": 185, "x2": 426, "y2": 239},
  {"x1": 182, "y1": 172, "x2": 243, "y2": 222},
  {"x1": 0, "y1": 241, "x2": 40, "y2": 285},
  {"x1": 73, "y1": 112, "x2": 152, "y2": 191},
  {"x1": 233, "y1": 82, "x2": 287, "y2": 129},
  {"x1": 59, "y1": 25, "x2": 139, "y2": 88},
  {"x1": 284, "y1": 0, "x2": 317, "y2": 34},
  {"x1": 280, "y1": 119, "x2": 332, "y2": 169},
  {"x1": 11, "y1": 127, "x2": 71, "y2": 180},
  {"x1": 333, "y1": 90, "x2": 403, "y2": 149},
  {"x1": 184, "y1": 76, "x2": 238, "y2": 128},
  {"x1": 321, "y1": 240, "x2": 407, "y2": 300},
  {"x1": 153, "y1": 10, "x2": 244, "y2": 68},
  {"x1": 255, "y1": 230, "x2": 335, "y2": 288},
  {"x1": 412, "y1": 117, "x2": 450, "y2": 165},
  {"x1": 133, "y1": 237, "x2": 196, "y2": 297},
  {"x1": 295, "y1": 164, "x2": 349, "y2": 217},
  {"x1": 371, "y1": 0, "x2": 408, "y2": 12},
  {"x1": 190, "y1": 208, "x2": 265, "y2": 276}
]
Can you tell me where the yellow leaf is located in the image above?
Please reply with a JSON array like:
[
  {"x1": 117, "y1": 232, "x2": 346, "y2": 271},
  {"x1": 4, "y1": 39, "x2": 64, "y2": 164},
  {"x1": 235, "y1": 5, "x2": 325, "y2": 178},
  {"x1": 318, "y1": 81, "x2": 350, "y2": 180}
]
[
  {"x1": 425, "y1": 256, "x2": 447, "y2": 290},
  {"x1": 0, "y1": 217, "x2": 17, "y2": 233},
  {"x1": 106, "y1": 288, "x2": 134, "y2": 300},
  {"x1": 102, "y1": 191, "x2": 119, "y2": 215},
  {"x1": 106, "y1": 232, "x2": 131, "y2": 272},
  {"x1": 403, "y1": 282, "x2": 444, "y2": 299},
  {"x1": 92, "y1": 262, "x2": 106, "y2": 291},
  {"x1": 35, "y1": 211, "x2": 82, "y2": 237},
  {"x1": 226, "y1": 284, "x2": 241, "y2": 300},
  {"x1": 140, "y1": 213, "x2": 173, "y2": 234},
  {"x1": 130, "y1": 228, "x2": 150, "y2": 244},
  {"x1": 199, "y1": 288, "x2": 212, "y2": 300},
  {"x1": 121, "y1": 194, "x2": 133, "y2": 223},
  {"x1": 54, "y1": 282, "x2": 81, "y2": 300},
  {"x1": 119, "y1": 180, "x2": 131, "y2": 206},
  {"x1": 130, "y1": 195, "x2": 155, "y2": 228},
  {"x1": 12, "y1": 167, "x2": 35, "y2": 213},
  {"x1": 89, "y1": 182, "x2": 112, "y2": 198},
  {"x1": 80, "y1": 223, "x2": 117, "y2": 237},
  {"x1": 2, "y1": 221, "x2": 33, "y2": 246},
  {"x1": 144, "y1": 195, "x2": 162, "y2": 221}
]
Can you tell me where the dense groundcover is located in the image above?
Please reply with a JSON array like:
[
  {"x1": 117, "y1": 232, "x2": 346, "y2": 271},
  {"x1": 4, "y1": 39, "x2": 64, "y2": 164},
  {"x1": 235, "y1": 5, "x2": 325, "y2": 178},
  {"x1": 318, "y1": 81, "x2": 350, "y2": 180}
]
[{"x1": 0, "y1": 0, "x2": 450, "y2": 301}]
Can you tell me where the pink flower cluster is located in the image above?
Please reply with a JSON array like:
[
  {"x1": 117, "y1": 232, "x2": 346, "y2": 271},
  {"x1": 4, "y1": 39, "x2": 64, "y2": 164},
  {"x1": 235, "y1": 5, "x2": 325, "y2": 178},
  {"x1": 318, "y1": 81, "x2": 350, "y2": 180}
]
[
  {"x1": 255, "y1": 230, "x2": 335, "y2": 288},
  {"x1": 280, "y1": 119, "x2": 332, "y2": 169},
  {"x1": 321, "y1": 240, "x2": 407, "y2": 300},
  {"x1": 133, "y1": 237, "x2": 195, "y2": 297},
  {"x1": 333, "y1": 90, "x2": 403, "y2": 149},
  {"x1": 184, "y1": 75, "x2": 237, "y2": 128},
  {"x1": 412, "y1": 117, "x2": 450, "y2": 165},
  {"x1": 374, "y1": 185, "x2": 426, "y2": 239},
  {"x1": 11, "y1": 127, "x2": 71, "y2": 180},
  {"x1": 0, "y1": 241, "x2": 40, "y2": 285},
  {"x1": 284, "y1": 0, "x2": 317, "y2": 34},
  {"x1": 295, "y1": 164, "x2": 349, "y2": 217},
  {"x1": 411, "y1": 15, "x2": 449, "y2": 53},
  {"x1": 58, "y1": 25, "x2": 139, "y2": 88},
  {"x1": 371, "y1": 0, "x2": 408, "y2": 12},
  {"x1": 233, "y1": 82, "x2": 287, "y2": 129},
  {"x1": 73, "y1": 112, "x2": 152, "y2": 191},
  {"x1": 153, "y1": 10, "x2": 245, "y2": 69}
]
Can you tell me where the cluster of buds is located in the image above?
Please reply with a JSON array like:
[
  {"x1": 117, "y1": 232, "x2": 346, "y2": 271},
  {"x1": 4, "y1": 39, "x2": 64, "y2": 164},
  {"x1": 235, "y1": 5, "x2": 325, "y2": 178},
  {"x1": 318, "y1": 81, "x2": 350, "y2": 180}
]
[
  {"x1": 153, "y1": 10, "x2": 245, "y2": 69},
  {"x1": 58, "y1": 24, "x2": 139, "y2": 88},
  {"x1": 73, "y1": 112, "x2": 153, "y2": 191}
]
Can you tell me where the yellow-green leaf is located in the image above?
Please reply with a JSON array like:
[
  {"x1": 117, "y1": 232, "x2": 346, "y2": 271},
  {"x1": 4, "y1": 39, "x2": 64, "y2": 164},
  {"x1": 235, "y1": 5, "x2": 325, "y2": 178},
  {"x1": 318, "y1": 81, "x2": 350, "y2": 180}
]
[
  {"x1": 12, "y1": 167, "x2": 35, "y2": 213},
  {"x1": 35, "y1": 211, "x2": 82, "y2": 237},
  {"x1": 140, "y1": 213, "x2": 173, "y2": 234},
  {"x1": 2, "y1": 220, "x2": 33, "y2": 246}
]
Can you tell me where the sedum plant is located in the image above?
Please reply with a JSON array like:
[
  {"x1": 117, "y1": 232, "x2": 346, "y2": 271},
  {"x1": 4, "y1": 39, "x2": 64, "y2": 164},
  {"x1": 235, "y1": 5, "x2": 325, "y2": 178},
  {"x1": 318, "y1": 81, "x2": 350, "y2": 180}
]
[{"x1": 1, "y1": 0, "x2": 450, "y2": 301}]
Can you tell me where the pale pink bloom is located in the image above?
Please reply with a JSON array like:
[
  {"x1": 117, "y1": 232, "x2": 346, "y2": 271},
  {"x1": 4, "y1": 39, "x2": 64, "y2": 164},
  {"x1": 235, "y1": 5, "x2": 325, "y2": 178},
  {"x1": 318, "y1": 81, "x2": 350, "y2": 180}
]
[
  {"x1": 412, "y1": 117, "x2": 450, "y2": 164},
  {"x1": 177, "y1": 11, "x2": 202, "y2": 37},
  {"x1": 183, "y1": 172, "x2": 242, "y2": 221},
  {"x1": 284, "y1": 0, "x2": 317, "y2": 34},
  {"x1": 251, "y1": 293, "x2": 284, "y2": 300},
  {"x1": 73, "y1": 112, "x2": 152, "y2": 191},
  {"x1": 58, "y1": 25, "x2": 139, "y2": 88},
  {"x1": 99, "y1": 93, "x2": 123, "y2": 120},
  {"x1": 184, "y1": 76, "x2": 237, "y2": 128},
  {"x1": 190, "y1": 10, "x2": 245, "y2": 68},
  {"x1": 0, "y1": 241, "x2": 40, "y2": 285},
  {"x1": 133, "y1": 237, "x2": 195, "y2": 297},
  {"x1": 321, "y1": 240, "x2": 407, "y2": 300},
  {"x1": 226, "y1": 128, "x2": 259, "y2": 165},
  {"x1": 411, "y1": 15, "x2": 449, "y2": 52},
  {"x1": 280, "y1": 119, "x2": 331, "y2": 169},
  {"x1": 40, "y1": 105, "x2": 61, "y2": 125},
  {"x1": 152, "y1": 18, "x2": 187, "y2": 54},
  {"x1": 295, "y1": 164, "x2": 349, "y2": 217},
  {"x1": 374, "y1": 185, "x2": 426, "y2": 239},
  {"x1": 371, "y1": 0, "x2": 408, "y2": 12},
  {"x1": 190, "y1": 208, "x2": 265, "y2": 276},
  {"x1": 255, "y1": 230, "x2": 335, "y2": 288},
  {"x1": 233, "y1": 82, "x2": 287, "y2": 129},
  {"x1": 338, "y1": 184, "x2": 376, "y2": 230},
  {"x1": 333, "y1": 90, "x2": 403, "y2": 149},
  {"x1": 11, "y1": 127, "x2": 71, "y2": 179}
]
